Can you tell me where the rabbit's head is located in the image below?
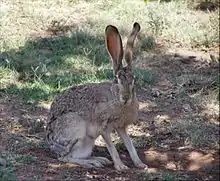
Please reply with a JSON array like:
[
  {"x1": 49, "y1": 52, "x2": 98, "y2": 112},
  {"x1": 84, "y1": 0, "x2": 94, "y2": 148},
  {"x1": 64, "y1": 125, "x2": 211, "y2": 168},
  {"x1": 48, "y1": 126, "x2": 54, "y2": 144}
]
[{"x1": 105, "y1": 22, "x2": 140, "y2": 105}]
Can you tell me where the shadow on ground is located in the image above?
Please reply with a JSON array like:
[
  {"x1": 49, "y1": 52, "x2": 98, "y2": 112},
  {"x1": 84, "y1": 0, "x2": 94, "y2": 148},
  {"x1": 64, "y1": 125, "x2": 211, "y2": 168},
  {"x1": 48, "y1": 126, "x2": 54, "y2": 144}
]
[
  {"x1": 0, "y1": 21, "x2": 219, "y2": 181},
  {"x1": 1, "y1": 26, "x2": 109, "y2": 72},
  {"x1": 0, "y1": 69, "x2": 219, "y2": 180}
]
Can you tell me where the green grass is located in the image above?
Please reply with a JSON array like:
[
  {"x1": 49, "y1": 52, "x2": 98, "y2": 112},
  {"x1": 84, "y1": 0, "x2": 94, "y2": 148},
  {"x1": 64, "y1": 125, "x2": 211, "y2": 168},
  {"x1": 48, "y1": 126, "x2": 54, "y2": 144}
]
[
  {"x1": 137, "y1": 171, "x2": 152, "y2": 181},
  {"x1": 0, "y1": 0, "x2": 219, "y2": 104},
  {"x1": 14, "y1": 154, "x2": 36, "y2": 164},
  {"x1": 4, "y1": 153, "x2": 36, "y2": 166},
  {"x1": 161, "y1": 172, "x2": 180, "y2": 181},
  {"x1": 22, "y1": 140, "x2": 46, "y2": 150},
  {"x1": 0, "y1": 167, "x2": 17, "y2": 181},
  {"x1": 0, "y1": 153, "x2": 37, "y2": 181},
  {"x1": 0, "y1": 67, "x2": 18, "y2": 89}
]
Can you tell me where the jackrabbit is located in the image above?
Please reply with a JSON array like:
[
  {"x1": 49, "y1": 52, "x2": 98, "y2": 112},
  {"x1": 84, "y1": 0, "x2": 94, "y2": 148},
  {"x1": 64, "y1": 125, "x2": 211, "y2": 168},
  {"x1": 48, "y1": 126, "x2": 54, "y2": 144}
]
[{"x1": 46, "y1": 22, "x2": 147, "y2": 171}]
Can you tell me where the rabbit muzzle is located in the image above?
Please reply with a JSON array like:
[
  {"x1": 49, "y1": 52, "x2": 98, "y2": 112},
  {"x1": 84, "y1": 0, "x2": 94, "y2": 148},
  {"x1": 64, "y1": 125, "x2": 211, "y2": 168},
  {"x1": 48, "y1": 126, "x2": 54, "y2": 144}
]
[
  {"x1": 119, "y1": 87, "x2": 134, "y2": 105},
  {"x1": 120, "y1": 94, "x2": 130, "y2": 105}
]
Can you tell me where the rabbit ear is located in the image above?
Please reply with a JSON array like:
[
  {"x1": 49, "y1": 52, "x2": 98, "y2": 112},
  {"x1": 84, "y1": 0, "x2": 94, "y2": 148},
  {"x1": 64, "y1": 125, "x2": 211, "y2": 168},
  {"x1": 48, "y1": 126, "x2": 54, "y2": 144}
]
[
  {"x1": 105, "y1": 25, "x2": 123, "y2": 75},
  {"x1": 125, "y1": 22, "x2": 140, "y2": 69}
]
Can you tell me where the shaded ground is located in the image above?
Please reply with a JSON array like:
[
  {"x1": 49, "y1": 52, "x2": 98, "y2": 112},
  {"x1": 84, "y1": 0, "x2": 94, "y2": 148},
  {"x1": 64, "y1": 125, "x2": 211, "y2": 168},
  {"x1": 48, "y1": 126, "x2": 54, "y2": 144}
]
[{"x1": 0, "y1": 49, "x2": 219, "y2": 181}]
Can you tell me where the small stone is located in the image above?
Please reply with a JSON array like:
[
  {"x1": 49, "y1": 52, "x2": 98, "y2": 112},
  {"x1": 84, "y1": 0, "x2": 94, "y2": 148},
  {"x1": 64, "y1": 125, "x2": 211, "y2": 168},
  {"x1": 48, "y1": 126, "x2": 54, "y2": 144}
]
[
  {"x1": 166, "y1": 162, "x2": 177, "y2": 170},
  {"x1": 146, "y1": 133, "x2": 151, "y2": 137},
  {"x1": 183, "y1": 104, "x2": 193, "y2": 112}
]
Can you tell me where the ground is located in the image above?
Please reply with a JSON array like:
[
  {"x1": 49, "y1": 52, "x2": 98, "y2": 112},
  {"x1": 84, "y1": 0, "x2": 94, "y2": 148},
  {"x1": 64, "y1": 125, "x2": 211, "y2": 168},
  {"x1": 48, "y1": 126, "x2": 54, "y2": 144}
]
[
  {"x1": 0, "y1": 0, "x2": 219, "y2": 181},
  {"x1": 0, "y1": 51, "x2": 219, "y2": 180}
]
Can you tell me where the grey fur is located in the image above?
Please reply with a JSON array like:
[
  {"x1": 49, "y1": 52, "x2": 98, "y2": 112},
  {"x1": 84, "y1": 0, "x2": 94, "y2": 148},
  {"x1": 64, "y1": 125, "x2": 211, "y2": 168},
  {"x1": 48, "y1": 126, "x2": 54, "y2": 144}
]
[{"x1": 45, "y1": 22, "x2": 147, "y2": 171}]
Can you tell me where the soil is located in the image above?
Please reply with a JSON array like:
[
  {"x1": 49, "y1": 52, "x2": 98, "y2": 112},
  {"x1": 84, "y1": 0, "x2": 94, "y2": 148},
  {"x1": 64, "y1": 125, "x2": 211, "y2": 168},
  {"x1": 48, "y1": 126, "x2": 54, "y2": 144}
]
[{"x1": 0, "y1": 49, "x2": 219, "y2": 181}]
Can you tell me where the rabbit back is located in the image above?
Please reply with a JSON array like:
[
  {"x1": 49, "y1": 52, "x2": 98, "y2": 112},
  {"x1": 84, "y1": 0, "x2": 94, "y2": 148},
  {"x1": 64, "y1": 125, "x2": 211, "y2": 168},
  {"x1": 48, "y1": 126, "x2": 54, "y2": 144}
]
[
  {"x1": 49, "y1": 82, "x2": 113, "y2": 121},
  {"x1": 47, "y1": 81, "x2": 138, "y2": 133}
]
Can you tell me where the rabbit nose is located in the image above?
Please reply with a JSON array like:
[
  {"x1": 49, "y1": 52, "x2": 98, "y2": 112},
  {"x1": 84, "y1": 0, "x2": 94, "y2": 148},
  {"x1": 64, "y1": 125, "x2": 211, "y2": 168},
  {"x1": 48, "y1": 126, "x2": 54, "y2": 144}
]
[{"x1": 122, "y1": 94, "x2": 130, "y2": 103}]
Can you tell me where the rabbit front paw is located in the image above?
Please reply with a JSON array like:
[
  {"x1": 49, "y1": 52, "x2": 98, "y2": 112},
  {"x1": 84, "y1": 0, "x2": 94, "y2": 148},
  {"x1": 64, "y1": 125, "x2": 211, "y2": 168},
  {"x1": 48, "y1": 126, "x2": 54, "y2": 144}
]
[{"x1": 114, "y1": 162, "x2": 128, "y2": 171}]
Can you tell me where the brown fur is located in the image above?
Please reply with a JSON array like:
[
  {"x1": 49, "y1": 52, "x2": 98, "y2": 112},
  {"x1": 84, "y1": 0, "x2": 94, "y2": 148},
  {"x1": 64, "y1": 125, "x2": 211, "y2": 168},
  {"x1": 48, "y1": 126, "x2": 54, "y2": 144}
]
[{"x1": 45, "y1": 23, "x2": 147, "y2": 171}]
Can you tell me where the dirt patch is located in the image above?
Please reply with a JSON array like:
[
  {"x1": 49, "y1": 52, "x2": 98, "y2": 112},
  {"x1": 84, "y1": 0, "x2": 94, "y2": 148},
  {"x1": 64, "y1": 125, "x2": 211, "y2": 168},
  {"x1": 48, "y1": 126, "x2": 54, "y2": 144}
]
[
  {"x1": 0, "y1": 50, "x2": 219, "y2": 180},
  {"x1": 11, "y1": 146, "x2": 220, "y2": 181}
]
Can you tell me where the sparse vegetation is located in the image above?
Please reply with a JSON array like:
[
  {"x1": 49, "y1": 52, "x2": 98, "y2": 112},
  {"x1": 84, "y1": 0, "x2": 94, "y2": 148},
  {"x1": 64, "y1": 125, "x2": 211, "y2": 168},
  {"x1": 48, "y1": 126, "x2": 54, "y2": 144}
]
[
  {"x1": 14, "y1": 154, "x2": 36, "y2": 164},
  {"x1": 161, "y1": 172, "x2": 180, "y2": 181},
  {"x1": 0, "y1": 0, "x2": 219, "y2": 180},
  {"x1": 137, "y1": 171, "x2": 152, "y2": 181},
  {"x1": 0, "y1": 167, "x2": 17, "y2": 181},
  {"x1": 1, "y1": 0, "x2": 219, "y2": 103}
]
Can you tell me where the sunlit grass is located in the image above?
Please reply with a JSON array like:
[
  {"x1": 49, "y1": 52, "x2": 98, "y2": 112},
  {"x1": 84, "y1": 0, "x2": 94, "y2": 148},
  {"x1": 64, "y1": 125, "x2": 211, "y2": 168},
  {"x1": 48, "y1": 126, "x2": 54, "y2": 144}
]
[
  {"x1": 0, "y1": 66, "x2": 19, "y2": 89},
  {"x1": 0, "y1": 0, "x2": 219, "y2": 103}
]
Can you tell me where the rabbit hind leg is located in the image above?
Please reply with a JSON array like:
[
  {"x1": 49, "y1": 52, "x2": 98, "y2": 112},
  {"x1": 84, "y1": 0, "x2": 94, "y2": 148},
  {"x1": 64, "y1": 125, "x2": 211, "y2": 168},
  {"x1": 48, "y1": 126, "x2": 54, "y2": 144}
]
[
  {"x1": 54, "y1": 112, "x2": 111, "y2": 168},
  {"x1": 58, "y1": 136, "x2": 112, "y2": 168},
  {"x1": 47, "y1": 112, "x2": 88, "y2": 156}
]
